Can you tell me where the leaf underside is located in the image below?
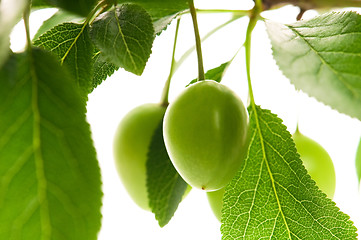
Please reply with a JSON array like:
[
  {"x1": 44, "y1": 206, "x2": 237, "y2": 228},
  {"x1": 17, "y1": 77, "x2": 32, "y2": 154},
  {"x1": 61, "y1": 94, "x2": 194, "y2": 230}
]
[
  {"x1": 146, "y1": 120, "x2": 189, "y2": 227},
  {"x1": 33, "y1": 10, "x2": 81, "y2": 41},
  {"x1": 89, "y1": 4, "x2": 155, "y2": 76},
  {"x1": 0, "y1": 48, "x2": 102, "y2": 240},
  {"x1": 91, "y1": 51, "x2": 119, "y2": 92},
  {"x1": 187, "y1": 61, "x2": 231, "y2": 87},
  {"x1": 266, "y1": 11, "x2": 361, "y2": 121},
  {"x1": 221, "y1": 105, "x2": 357, "y2": 239},
  {"x1": 34, "y1": 22, "x2": 94, "y2": 97}
]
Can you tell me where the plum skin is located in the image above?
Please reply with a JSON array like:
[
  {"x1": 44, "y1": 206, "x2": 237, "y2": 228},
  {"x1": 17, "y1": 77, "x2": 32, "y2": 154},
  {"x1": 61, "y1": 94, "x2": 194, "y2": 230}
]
[
  {"x1": 207, "y1": 188, "x2": 225, "y2": 221},
  {"x1": 293, "y1": 130, "x2": 336, "y2": 198},
  {"x1": 113, "y1": 103, "x2": 166, "y2": 210},
  {"x1": 163, "y1": 80, "x2": 249, "y2": 191}
]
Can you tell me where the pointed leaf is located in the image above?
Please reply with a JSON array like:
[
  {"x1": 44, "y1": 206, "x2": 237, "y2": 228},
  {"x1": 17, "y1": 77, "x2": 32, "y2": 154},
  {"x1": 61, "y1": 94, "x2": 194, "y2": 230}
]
[
  {"x1": 153, "y1": 13, "x2": 182, "y2": 35},
  {"x1": 221, "y1": 105, "x2": 357, "y2": 239},
  {"x1": 0, "y1": 48, "x2": 102, "y2": 239},
  {"x1": 91, "y1": 51, "x2": 119, "y2": 92},
  {"x1": 34, "y1": 22, "x2": 94, "y2": 96},
  {"x1": 33, "y1": 10, "x2": 81, "y2": 41},
  {"x1": 89, "y1": 4, "x2": 155, "y2": 75},
  {"x1": 266, "y1": 11, "x2": 361, "y2": 121},
  {"x1": 146, "y1": 120, "x2": 189, "y2": 227},
  {"x1": 187, "y1": 61, "x2": 231, "y2": 87}
]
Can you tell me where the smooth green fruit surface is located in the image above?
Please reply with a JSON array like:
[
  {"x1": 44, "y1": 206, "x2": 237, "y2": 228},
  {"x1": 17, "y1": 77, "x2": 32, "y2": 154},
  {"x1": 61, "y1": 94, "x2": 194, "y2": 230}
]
[
  {"x1": 113, "y1": 103, "x2": 166, "y2": 210},
  {"x1": 355, "y1": 137, "x2": 361, "y2": 184},
  {"x1": 293, "y1": 130, "x2": 336, "y2": 198},
  {"x1": 163, "y1": 80, "x2": 248, "y2": 191},
  {"x1": 207, "y1": 188, "x2": 225, "y2": 222}
]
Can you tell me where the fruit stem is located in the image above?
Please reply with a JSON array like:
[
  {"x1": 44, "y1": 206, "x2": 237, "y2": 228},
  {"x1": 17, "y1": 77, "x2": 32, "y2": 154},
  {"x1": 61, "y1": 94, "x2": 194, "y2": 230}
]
[
  {"x1": 23, "y1": 1, "x2": 32, "y2": 51},
  {"x1": 174, "y1": 14, "x2": 243, "y2": 74},
  {"x1": 244, "y1": 5, "x2": 262, "y2": 106},
  {"x1": 188, "y1": 0, "x2": 205, "y2": 81},
  {"x1": 160, "y1": 18, "x2": 181, "y2": 107}
]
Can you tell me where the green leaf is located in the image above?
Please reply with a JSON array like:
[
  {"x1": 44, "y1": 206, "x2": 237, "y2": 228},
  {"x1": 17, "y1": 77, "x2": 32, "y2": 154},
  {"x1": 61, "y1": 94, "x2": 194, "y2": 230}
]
[
  {"x1": 91, "y1": 51, "x2": 119, "y2": 92},
  {"x1": 34, "y1": 22, "x2": 94, "y2": 96},
  {"x1": 118, "y1": 0, "x2": 187, "y2": 21},
  {"x1": 186, "y1": 61, "x2": 231, "y2": 87},
  {"x1": 221, "y1": 105, "x2": 357, "y2": 239},
  {"x1": 146, "y1": 120, "x2": 189, "y2": 227},
  {"x1": 118, "y1": 0, "x2": 188, "y2": 33},
  {"x1": 32, "y1": 0, "x2": 49, "y2": 8},
  {"x1": 0, "y1": 0, "x2": 27, "y2": 68},
  {"x1": 266, "y1": 11, "x2": 361, "y2": 121},
  {"x1": 153, "y1": 13, "x2": 182, "y2": 35},
  {"x1": 33, "y1": 10, "x2": 81, "y2": 41},
  {"x1": 32, "y1": 0, "x2": 96, "y2": 17},
  {"x1": 0, "y1": 47, "x2": 102, "y2": 239},
  {"x1": 89, "y1": 4, "x2": 155, "y2": 76}
]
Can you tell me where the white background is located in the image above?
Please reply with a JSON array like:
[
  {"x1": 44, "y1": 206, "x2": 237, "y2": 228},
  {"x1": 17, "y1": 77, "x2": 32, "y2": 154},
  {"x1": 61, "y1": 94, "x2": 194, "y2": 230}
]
[{"x1": 10, "y1": 0, "x2": 361, "y2": 239}]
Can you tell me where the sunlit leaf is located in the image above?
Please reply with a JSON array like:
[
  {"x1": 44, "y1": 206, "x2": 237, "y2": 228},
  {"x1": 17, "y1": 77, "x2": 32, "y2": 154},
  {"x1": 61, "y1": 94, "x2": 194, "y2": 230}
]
[
  {"x1": 267, "y1": 11, "x2": 361, "y2": 120},
  {"x1": 34, "y1": 22, "x2": 94, "y2": 96},
  {"x1": 221, "y1": 105, "x2": 357, "y2": 239},
  {"x1": 0, "y1": 47, "x2": 102, "y2": 239},
  {"x1": 89, "y1": 4, "x2": 154, "y2": 75},
  {"x1": 146, "y1": 120, "x2": 189, "y2": 227}
]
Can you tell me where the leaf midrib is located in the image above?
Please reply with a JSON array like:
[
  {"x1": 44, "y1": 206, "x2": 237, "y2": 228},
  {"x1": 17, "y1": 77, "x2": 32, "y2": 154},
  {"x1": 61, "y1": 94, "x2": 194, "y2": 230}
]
[
  {"x1": 250, "y1": 104, "x2": 292, "y2": 239},
  {"x1": 287, "y1": 25, "x2": 361, "y2": 102},
  {"x1": 60, "y1": 23, "x2": 87, "y2": 65},
  {"x1": 113, "y1": 9, "x2": 138, "y2": 72},
  {"x1": 252, "y1": 106, "x2": 339, "y2": 239},
  {"x1": 29, "y1": 49, "x2": 52, "y2": 240}
]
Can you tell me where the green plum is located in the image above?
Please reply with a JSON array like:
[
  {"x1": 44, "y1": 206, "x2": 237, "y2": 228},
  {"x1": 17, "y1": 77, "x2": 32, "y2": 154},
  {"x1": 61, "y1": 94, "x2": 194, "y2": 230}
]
[
  {"x1": 293, "y1": 129, "x2": 336, "y2": 198},
  {"x1": 163, "y1": 80, "x2": 248, "y2": 191},
  {"x1": 355, "y1": 138, "x2": 361, "y2": 185},
  {"x1": 207, "y1": 188, "x2": 225, "y2": 221},
  {"x1": 113, "y1": 103, "x2": 166, "y2": 210}
]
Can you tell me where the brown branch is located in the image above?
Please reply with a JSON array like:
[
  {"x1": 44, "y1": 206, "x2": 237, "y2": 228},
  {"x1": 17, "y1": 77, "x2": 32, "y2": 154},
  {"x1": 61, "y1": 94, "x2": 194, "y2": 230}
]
[
  {"x1": 296, "y1": 8, "x2": 306, "y2": 21},
  {"x1": 262, "y1": 0, "x2": 361, "y2": 11}
]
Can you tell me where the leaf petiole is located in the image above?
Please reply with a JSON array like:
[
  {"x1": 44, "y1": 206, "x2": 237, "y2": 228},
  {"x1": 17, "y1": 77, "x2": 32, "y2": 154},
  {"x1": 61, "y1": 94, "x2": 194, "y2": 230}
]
[
  {"x1": 23, "y1": 1, "x2": 32, "y2": 51},
  {"x1": 59, "y1": 0, "x2": 110, "y2": 65},
  {"x1": 174, "y1": 13, "x2": 244, "y2": 73},
  {"x1": 160, "y1": 18, "x2": 181, "y2": 107},
  {"x1": 86, "y1": 0, "x2": 113, "y2": 25},
  {"x1": 244, "y1": 4, "x2": 262, "y2": 107},
  {"x1": 187, "y1": 9, "x2": 251, "y2": 15}
]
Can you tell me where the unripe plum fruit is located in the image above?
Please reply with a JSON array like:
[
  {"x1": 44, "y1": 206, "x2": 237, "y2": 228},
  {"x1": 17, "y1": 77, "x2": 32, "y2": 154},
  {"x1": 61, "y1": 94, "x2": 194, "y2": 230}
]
[
  {"x1": 355, "y1": 138, "x2": 361, "y2": 185},
  {"x1": 113, "y1": 103, "x2": 166, "y2": 210},
  {"x1": 163, "y1": 80, "x2": 249, "y2": 191},
  {"x1": 207, "y1": 188, "x2": 225, "y2": 221},
  {"x1": 293, "y1": 129, "x2": 336, "y2": 198},
  {"x1": 207, "y1": 128, "x2": 337, "y2": 222}
]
